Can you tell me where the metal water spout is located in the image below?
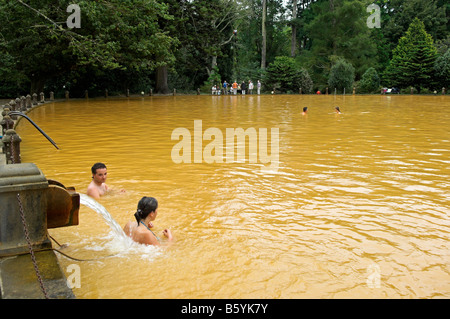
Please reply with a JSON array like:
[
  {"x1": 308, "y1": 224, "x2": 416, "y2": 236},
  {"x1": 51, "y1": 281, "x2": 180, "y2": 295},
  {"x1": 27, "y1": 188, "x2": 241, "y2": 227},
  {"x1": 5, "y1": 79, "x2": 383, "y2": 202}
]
[{"x1": 8, "y1": 111, "x2": 59, "y2": 150}]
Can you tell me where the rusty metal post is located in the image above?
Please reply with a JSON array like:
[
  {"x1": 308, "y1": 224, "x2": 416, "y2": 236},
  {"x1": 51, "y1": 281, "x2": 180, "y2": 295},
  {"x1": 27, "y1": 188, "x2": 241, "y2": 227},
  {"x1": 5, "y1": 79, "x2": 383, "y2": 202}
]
[
  {"x1": 2, "y1": 129, "x2": 22, "y2": 164},
  {"x1": 1, "y1": 115, "x2": 14, "y2": 155},
  {"x1": 1, "y1": 114, "x2": 14, "y2": 136}
]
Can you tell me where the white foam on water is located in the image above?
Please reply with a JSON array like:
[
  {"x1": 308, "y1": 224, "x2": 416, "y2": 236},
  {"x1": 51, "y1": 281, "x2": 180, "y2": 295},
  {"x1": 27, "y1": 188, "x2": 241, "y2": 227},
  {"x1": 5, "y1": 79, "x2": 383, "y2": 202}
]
[{"x1": 79, "y1": 194, "x2": 163, "y2": 261}]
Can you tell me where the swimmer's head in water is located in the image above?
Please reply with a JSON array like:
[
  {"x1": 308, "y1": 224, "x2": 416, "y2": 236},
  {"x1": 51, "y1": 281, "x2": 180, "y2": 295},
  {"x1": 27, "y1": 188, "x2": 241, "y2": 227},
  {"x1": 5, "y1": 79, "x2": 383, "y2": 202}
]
[
  {"x1": 303, "y1": 107, "x2": 308, "y2": 112},
  {"x1": 91, "y1": 162, "x2": 107, "y2": 175},
  {"x1": 134, "y1": 196, "x2": 158, "y2": 225}
]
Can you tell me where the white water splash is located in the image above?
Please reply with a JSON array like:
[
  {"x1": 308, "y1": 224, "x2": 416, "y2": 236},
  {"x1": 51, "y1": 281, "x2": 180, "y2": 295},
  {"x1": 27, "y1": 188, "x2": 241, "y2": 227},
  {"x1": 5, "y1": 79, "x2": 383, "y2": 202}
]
[
  {"x1": 79, "y1": 194, "x2": 126, "y2": 239},
  {"x1": 79, "y1": 194, "x2": 162, "y2": 261}
]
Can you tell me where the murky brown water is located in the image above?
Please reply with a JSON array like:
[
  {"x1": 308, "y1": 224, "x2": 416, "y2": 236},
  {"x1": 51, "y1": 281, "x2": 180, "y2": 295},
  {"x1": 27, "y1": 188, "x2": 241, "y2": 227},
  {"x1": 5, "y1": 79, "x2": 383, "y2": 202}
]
[{"x1": 16, "y1": 94, "x2": 450, "y2": 298}]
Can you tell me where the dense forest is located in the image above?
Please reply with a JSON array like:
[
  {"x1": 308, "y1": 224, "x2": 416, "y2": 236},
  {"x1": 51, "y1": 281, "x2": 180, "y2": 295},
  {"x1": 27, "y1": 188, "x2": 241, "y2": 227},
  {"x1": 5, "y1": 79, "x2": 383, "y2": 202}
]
[{"x1": 0, "y1": 0, "x2": 448, "y2": 98}]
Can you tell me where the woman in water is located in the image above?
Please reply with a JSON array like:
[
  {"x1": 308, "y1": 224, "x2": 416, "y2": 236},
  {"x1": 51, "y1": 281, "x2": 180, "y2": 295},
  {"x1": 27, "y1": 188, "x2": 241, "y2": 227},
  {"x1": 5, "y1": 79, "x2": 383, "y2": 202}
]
[{"x1": 123, "y1": 196, "x2": 173, "y2": 246}]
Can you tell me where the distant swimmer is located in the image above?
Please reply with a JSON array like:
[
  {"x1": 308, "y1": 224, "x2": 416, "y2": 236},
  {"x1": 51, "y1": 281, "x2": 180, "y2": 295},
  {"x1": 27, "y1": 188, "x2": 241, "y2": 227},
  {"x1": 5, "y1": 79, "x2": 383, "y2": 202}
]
[
  {"x1": 335, "y1": 106, "x2": 341, "y2": 114},
  {"x1": 302, "y1": 107, "x2": 308, "y2": 115},
  {"x1": 87, "y1": 162, "x2": 109, "y2": 199},
  {"x1": 123, "y1": 196, "x2": 173, "y2": 246}
]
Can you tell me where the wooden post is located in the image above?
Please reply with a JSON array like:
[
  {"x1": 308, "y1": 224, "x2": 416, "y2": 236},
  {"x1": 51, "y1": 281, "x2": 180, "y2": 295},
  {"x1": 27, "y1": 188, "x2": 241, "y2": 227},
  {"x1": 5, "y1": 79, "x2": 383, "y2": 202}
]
[
  {"x1": 50, "y1": 92, "x2": 54, "y2": 101},
  {"x1": 173, "y1": 89, "x2": 176, "y2": 96},
  {"x1": 40, "y1": 92, "x2": 45, "y2": 103},
  {"x1": 105, "y1": 89, "x2": 109, "y2": 98},
  {"x1": 85, "y1": 90, "x2": 89, "y2": 99},
  {"x1": 65, "y1": 91, "x2": 70, "y2": 100}
]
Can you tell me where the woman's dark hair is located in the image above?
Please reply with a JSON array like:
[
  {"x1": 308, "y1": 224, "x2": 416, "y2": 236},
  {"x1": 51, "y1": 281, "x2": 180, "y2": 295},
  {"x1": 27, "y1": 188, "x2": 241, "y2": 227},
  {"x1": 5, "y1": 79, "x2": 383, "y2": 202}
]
[
  {"x1": 134, "y1": 197, "x2": 158, "y2": 225},
  {"x1": 303, "y1": 107, "x2": 308, "y2": 112}
]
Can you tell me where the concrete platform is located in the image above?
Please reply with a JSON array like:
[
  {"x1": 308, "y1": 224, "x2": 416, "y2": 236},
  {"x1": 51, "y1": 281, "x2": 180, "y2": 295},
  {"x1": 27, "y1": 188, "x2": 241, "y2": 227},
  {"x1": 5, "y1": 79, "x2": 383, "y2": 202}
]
[{"x1": 0, "y1": 250, "x2": 75, "y2": 299}]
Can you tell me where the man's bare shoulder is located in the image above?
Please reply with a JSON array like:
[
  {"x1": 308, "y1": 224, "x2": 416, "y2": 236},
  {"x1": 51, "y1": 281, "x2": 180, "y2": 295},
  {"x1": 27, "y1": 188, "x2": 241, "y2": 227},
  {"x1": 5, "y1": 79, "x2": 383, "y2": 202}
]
[{"x1": 86, "y1": 182, "x2": 101, "y2": 198}]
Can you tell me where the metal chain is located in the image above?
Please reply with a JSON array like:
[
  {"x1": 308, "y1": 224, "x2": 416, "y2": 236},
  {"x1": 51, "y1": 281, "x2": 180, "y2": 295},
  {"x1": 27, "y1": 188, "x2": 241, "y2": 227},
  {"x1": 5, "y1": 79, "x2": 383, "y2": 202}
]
[
  {"x1": 17, "y1": 193, "x2": 49, "y2": 299},
  {"x1": 10, "y1": 134, "x2": 49, "y2": 299}
]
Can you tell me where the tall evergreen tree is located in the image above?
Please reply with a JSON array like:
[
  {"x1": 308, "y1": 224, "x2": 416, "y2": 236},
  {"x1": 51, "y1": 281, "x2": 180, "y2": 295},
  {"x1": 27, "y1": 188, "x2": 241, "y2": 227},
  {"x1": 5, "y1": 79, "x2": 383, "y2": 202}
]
[{"x1": 384, "y1": 18, "x2": 438, "y2": 92}]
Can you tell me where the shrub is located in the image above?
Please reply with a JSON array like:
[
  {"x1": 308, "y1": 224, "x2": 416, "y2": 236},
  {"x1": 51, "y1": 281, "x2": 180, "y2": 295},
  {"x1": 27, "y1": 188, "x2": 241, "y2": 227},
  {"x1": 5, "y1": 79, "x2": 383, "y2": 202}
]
[
  {"x1": 328, "y1": 58, "x2": 355, "y2": 93},
  {"x1": 359, "y1": 67, "x2": 380, "y2": 93},
  {"x1": 264, "y1": 56, "x2": 313, "y2": 93}
]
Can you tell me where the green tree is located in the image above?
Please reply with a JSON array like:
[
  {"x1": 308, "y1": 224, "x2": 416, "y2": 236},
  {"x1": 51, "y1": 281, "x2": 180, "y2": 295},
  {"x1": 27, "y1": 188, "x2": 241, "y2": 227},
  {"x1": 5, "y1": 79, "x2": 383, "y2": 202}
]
[
  {"x1": 297, "y1": 68, "x2": 314, "y2": 94},
  {"x1": 384, "y1": 18, "x2": 438, "y2": 92},
  {"x1": 358, "y1": 67, "x2": 380, "y2": 93},
  {"x1": 264, "y1": 56, "x2": 312, "y2": 93},
  {"x1": 328, "y1": 57, "x2": 355, "y2": 93},
  {"x1": 300, "y1": 0, "x2": 377, "y2": 88},
  {"x1": 434, "y1": 48, "x2": 450, "y2": 89},
  {"x1": 371, "y1": 0, "x2": 447, "y2": 72},
  {"x1": 0, "y1": 0, "x2": 177, "y2": 96}
]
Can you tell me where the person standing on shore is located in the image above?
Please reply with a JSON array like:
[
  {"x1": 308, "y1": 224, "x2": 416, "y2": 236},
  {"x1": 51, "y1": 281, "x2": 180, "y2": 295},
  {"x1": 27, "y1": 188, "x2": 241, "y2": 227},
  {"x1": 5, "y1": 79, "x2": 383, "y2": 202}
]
[
  {"x1": 232, "y1": 81, "x2": 238, "y2": 95},
  {"x1": 241, "y1": 81, "x2": 246, "y2": 95}
]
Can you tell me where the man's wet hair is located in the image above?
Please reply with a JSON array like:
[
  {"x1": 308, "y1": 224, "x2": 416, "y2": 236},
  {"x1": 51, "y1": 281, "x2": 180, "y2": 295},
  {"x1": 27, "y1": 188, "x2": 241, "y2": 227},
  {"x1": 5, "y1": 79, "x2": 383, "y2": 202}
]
[{"x1": 91, "y1": 162, "x2": 107, "y2": 175}]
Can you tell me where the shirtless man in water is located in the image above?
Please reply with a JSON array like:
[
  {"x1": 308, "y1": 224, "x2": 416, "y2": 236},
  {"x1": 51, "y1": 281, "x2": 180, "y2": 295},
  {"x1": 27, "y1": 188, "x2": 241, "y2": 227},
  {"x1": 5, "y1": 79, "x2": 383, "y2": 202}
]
[{"x1": 87, "y1": 162, "x2": 109, "y2": 199}]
